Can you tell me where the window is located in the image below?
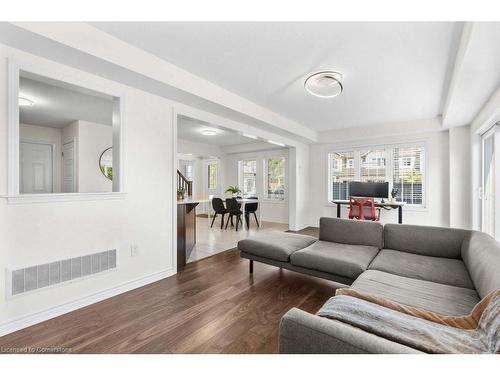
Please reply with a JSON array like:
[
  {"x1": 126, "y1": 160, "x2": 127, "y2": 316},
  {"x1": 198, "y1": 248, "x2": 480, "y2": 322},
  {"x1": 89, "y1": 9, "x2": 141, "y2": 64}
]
[
  {"x1": 207, "y1": 163, "x2": 217, "y2": 190},
  {"x1": 329, "y1": 151, "x2": 355, "y2": 200},
  {"x1": 328, "y1": 144, "x2": 425, "y2": 206},
  {"x1": 239, "y1": 160, "x2": 257, "y2": 196},
  {"x1": 331, "y1": 159, "x2": 341, "y2": 171},
  {"x1": 400, "y1": 156, "x2": 414, "y2": 168},
  {"x1": 393, "y1": 146, "x2": 424, "y2": 205},
  {"x1": 360, "y1": 149, "x2": 386, "y2": 183},
  {"x1": 266, "y1": 158, "x2": 285, "y2": 200}
]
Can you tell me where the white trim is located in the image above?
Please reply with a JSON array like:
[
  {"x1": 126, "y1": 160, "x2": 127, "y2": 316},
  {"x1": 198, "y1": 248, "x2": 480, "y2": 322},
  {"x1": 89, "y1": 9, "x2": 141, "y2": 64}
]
[
  {"x1": 0, "y1": 268, "x2": 174, "y2": 337},
  {"x1": 172, "y1": 108, "x2": 179, "y2": 274},
  {"x1": 6, "y1": 57, "x2": 127, "y2": 203},
  {"x1": 4, "y1": 192, "x2": 127, "y2": 204}
]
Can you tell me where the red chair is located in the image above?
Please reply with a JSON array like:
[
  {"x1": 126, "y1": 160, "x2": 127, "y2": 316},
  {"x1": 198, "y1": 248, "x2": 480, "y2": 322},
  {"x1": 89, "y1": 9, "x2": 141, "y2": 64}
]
[{"x1": 348, "y1": 197, "x2": 380, "y2": 221}]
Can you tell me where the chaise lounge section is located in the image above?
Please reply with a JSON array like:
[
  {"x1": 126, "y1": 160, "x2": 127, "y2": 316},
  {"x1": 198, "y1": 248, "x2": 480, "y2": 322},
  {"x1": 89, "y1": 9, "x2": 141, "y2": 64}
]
[{"x1": 237, "y1": 217, "x2": 500, "y2": 353}]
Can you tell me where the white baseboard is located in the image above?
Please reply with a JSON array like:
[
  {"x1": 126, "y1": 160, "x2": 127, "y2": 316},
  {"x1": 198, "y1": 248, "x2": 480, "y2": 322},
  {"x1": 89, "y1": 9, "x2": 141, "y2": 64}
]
[{"x1": 0, "y1": 268, "x2": 175, "y2": 337}]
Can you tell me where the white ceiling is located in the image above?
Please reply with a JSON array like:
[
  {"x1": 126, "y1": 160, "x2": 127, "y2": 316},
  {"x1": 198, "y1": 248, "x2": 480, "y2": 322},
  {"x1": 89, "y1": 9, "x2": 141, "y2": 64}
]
[
  {"x1": 91, "y1": 22, "x2": 463, "y2": 131},
  {"x1": 177, "y1": 115, "x2": 261, "y2": 146},
  {"x1": 19, "y1": 72, "x2": 114, "y2": 128},
  {"x1": 442, "y1": 22, "x2": 500, "y2": 128}
]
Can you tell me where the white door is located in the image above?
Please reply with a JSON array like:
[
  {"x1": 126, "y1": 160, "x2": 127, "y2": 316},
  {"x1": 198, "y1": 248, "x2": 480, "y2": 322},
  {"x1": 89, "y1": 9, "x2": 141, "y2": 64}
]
[
  {"x1": 20, "y1": 142, "x2": 53, "y2": 194},
  {"x1": 62, "y1": 140, "x2": 76, "y2": 193},
  {"x1": 481, "y1": 126, "x2": 500, "y2": 239}
]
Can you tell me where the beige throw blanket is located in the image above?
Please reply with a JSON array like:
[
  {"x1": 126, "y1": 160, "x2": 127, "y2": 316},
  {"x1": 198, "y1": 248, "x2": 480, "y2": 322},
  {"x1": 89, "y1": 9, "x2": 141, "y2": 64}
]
[
  {"x1": 317, "y1": 293, "x2": 500, "y2": 353},
  {"x1": 335, "y1": 288, "x2": 500, "y2": 330}
]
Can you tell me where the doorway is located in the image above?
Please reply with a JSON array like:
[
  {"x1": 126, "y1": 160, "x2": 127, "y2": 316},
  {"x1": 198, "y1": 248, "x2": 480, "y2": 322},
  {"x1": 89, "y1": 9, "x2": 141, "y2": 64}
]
[{"x1": 62, "y1": 140, "x2": 76, "y2": 193}]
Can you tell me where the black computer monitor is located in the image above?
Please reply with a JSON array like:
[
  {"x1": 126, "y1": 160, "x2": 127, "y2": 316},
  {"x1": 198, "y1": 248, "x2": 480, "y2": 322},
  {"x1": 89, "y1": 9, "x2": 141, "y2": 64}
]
[{"x1": 349, "y1": 182, "x2": 389, "y2": 199}]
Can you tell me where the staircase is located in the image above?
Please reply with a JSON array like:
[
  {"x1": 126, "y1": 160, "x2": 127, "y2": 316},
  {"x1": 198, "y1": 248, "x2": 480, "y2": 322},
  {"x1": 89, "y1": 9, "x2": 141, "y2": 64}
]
[{"x1": 177, "y1": 170, "x2": 193, "y2": 197}]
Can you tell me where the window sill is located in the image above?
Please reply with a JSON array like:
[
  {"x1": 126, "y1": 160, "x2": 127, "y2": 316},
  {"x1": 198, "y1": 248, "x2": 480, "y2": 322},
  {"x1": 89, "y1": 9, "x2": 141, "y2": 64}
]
[{"x1": 3, "y1": 192, "x2": 127, "y2": 204}]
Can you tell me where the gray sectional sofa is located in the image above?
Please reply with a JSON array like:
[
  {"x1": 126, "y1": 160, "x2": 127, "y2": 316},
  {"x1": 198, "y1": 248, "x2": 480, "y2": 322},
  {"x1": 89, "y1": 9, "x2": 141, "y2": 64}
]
[{"x1": 237, "y1": 217, "x2": 500, "y2": 353}]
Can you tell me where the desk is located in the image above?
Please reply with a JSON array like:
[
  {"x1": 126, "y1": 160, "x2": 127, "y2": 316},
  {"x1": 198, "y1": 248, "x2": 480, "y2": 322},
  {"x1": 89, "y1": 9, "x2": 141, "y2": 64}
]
[{"x1": 332, "y1": 200, "x2": 406, "y2": 224}]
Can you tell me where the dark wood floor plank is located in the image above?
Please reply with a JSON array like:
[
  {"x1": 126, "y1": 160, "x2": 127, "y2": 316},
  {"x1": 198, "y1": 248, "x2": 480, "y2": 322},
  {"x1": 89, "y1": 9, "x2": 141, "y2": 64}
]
[{"x1": 0, "y1": 232, "x2": 336, "y2": 354}]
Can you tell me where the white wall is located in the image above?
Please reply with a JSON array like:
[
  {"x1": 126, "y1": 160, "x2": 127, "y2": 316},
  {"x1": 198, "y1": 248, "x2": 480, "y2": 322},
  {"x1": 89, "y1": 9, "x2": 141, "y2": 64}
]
[
  {"x1": 19, "y1": 123, "x2": 62, "y2": 193},
  {"x1": 223, "y1": 148, "x2": 289, "y2": 224},
  {"x1": 0, "y1": 45, "x2": 175, "y2": 335},
  {"x1": 449, "y1": 125, "x2": 472, "y2": 229},
  {"x1": 77, "y1": 121, "x2": 113, "y2": 193},
  {"x1": 289, "y1": 144, "x2": 310, "y2": 230},
  {"x1": 308, "y1": 129, "x2": 451, "y2": 227}
]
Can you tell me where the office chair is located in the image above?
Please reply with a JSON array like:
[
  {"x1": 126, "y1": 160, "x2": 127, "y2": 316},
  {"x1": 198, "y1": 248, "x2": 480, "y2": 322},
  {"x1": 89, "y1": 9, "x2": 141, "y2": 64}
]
[{"x1": 348, "y1": 197, "x2": 380, "y2": 221}]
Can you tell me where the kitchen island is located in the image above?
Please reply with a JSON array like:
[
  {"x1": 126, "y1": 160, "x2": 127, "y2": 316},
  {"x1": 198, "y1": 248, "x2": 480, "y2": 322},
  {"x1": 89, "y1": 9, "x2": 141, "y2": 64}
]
[{"x1": 177, "y1": 198, "x2": 209, "y2": 269}]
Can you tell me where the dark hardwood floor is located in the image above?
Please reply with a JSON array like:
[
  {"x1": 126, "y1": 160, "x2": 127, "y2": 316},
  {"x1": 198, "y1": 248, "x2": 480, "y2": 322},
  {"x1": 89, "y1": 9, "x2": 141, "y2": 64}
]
[{"x1": 0, "y1": 229, "x2": 336, "y2": 354}]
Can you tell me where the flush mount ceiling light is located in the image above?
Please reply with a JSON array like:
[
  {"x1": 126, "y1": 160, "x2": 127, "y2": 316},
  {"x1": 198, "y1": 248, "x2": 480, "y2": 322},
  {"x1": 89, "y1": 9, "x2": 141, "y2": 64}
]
[
  {"x1": 18, "y1": 97, "x2": 34, "y2": 106},
  {"x1": 200, "y1": 128, "x2": 218, "y2": 136},
  {"x1": 304, "y1": 71, "x2": 343, "y2": 98}
]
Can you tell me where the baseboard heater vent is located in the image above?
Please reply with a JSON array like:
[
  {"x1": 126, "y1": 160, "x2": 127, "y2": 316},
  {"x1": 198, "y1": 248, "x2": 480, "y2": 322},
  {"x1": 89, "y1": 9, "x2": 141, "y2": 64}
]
[{"x1": 9, "y1": 249, "x2": 117, "y2": 297}]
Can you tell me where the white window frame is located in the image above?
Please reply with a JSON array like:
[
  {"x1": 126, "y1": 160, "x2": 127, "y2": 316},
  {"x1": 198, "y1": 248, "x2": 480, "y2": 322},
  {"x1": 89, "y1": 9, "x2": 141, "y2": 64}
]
[
  {"x1": 207, "y1": 161, "x2": 218, "y2": 190},
  {"x1": 5, "y1": 58, "x2": 126, "y2": 204},
  {"x1": 264, "y1": 157, "x2": 287, "y2": 202},
  {"x1": 238, "y1": 159, "x2": 257, "y2": 196},
  {"x1": 327, "y1": 141, "x2": 427, "y2": 208}
]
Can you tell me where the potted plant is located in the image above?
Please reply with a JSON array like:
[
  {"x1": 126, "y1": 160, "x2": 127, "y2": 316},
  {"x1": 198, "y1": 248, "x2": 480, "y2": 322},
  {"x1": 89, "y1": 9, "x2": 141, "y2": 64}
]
[
  {"x1": 390, "y1": 188, "x2": 398, "y2": 202},
  {"x1": 177, "y1": 187, "x2": 186, "y2": 200},
  {"x1": 225, "y1": 185, "x2": 241, "y2": 197}
]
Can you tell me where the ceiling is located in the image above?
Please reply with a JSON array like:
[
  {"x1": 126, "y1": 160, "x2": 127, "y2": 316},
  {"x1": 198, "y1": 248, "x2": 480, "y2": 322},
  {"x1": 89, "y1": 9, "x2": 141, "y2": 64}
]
[
  {"x1": 91, "y1": 22, "x2": 463, "y2": 131},
  {"x1": 442, "y1": 22, "x2": 500, "y2": 127},
  {"x1": 177, "y1": 115, "x2": 262, "y2": 146},
  {"x1": 19, "y1": 72, "x2": 114, "y2": 128}
]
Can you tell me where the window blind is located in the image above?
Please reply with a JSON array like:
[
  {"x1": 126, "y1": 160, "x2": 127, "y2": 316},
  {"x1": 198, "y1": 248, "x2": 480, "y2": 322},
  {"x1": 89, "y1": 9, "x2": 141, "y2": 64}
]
[{"x1": 392, "y1": 146, "x2": 424, "y2": 205}]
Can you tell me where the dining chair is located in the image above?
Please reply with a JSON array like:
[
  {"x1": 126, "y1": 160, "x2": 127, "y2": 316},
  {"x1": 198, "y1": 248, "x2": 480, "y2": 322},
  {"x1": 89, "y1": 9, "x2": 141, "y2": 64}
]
[
  {"x1": 211, "y1": 197, "x2": 228, "y2": 229},
  {"x1": 244, "y1": 196, "x2": 259, "y2": 229},
  {"x1": 225, "y1": 198, "x2": 244, "y2": 231}
]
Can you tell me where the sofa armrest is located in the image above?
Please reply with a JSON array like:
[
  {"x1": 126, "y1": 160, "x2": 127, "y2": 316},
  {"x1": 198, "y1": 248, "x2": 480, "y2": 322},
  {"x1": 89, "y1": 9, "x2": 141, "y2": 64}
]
[{"x1": 279, "y1": 308, "x2": 422, "y2": 354}]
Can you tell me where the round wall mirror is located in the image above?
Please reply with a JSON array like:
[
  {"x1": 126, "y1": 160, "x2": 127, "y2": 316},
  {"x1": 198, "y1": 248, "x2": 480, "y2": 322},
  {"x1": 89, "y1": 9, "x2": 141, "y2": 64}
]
[{"x1": 99, "y1": 147, "x2": 113, "y2": 180}]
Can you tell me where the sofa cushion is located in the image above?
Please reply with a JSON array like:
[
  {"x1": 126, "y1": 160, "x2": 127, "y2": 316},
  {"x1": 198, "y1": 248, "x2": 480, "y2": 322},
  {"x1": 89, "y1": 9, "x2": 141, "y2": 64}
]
[
  {"x1": 384, "y1": 223, "x2": 470, "y2": 259},
  {"x1": 290, "y1": 240, "x2": 379, "y2": 279},
  {"x1": 350, "y1": 270, "x2": 480, "y2": 316},
  {"x1": 368, "y1": 249, "x2": 474, "y2": 289},
  {"x1": 237, "y1": 232, "x2": 317, "y2": 262},
  {"x1": 461, "y1": 231, "x2": 500, "y2": 298},
  {"x1": 319, "y1": 217, "x2": 383, "y2": 249}
]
